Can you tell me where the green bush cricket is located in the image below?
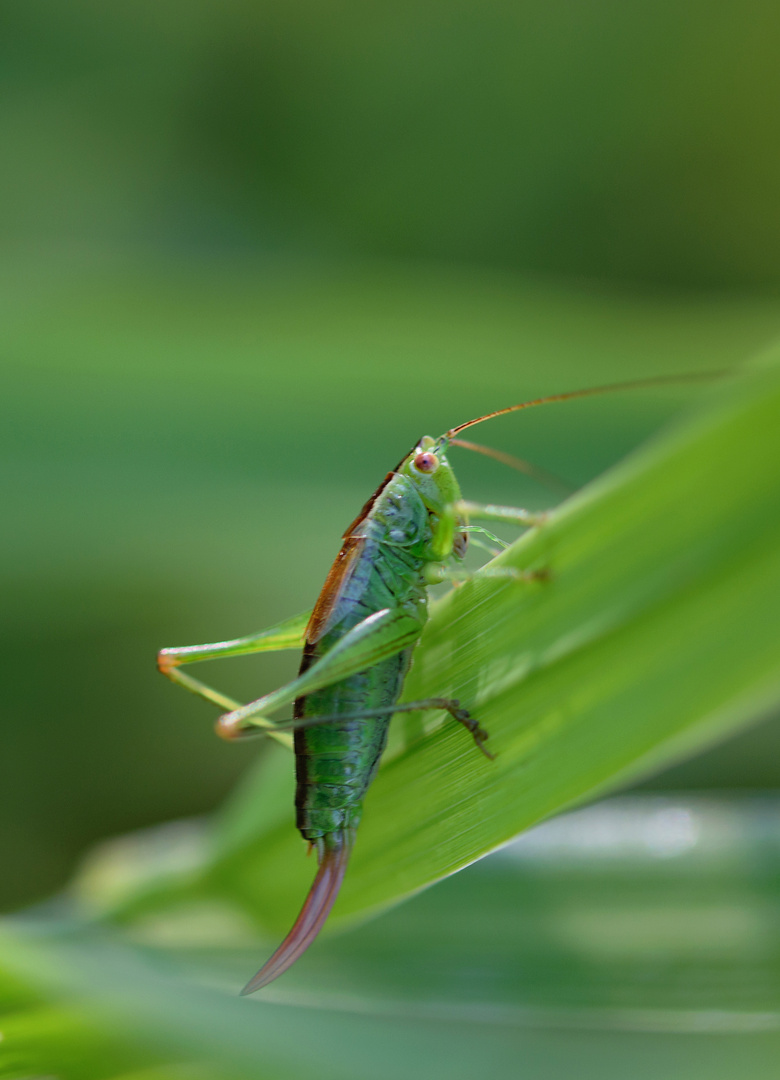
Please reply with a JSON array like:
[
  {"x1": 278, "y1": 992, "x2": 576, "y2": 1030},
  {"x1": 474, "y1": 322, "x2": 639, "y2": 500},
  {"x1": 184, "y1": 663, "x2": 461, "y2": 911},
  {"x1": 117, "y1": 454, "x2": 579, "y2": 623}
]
[{"x1": 158, "y1": 374, "x2": 718, "y2": 993}]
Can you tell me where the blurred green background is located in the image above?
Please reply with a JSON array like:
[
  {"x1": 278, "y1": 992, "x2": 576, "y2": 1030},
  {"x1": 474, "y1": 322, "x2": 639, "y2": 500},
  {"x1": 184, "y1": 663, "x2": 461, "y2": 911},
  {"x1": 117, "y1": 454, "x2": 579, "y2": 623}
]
[{"x1": 4, "y1": 0, "x2": 780, "y2": 932}]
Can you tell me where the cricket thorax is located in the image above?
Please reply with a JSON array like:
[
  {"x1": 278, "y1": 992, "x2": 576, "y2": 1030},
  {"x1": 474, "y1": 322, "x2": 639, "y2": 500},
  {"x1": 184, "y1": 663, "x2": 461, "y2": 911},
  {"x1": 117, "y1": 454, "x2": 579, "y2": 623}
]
[{"x1": 368, "y1": 474, "x2": 431, "y2": 549}]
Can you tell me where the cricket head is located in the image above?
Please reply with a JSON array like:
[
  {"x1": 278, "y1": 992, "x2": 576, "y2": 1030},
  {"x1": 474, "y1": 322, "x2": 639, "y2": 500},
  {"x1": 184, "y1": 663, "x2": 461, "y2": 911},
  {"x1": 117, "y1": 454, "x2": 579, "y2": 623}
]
[
  {"x1": 399, "y1": 436, "x2": 468, "y2": 557},
  {"x1": 399, "y1": 436, "x2": 461, "y2": 513}
]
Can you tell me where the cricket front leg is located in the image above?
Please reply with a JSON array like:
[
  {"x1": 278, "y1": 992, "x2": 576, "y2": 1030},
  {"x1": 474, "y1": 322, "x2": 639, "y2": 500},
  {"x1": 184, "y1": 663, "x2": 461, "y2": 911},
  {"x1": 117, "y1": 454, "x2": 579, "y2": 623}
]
[
  {"x1": 455, "y1": 500, "x2": 549, "y2": 529},
  {"x1": 456, "y1": 500, "x2": 551, "y2": 583},
  {"x1": 428, "y1": 500, "x2": 548, "y2": 563},
  {"x1": 424, "y1": 564, "x2": 548, "y2": 586},
  {"x1": 425, "y1": 499, "x2": 551, "y2": 585}
]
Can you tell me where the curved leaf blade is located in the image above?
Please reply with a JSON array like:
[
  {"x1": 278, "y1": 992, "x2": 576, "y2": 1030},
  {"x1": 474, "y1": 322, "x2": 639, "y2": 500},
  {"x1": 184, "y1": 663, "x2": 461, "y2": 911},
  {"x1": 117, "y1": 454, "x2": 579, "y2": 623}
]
[
  {"x1": 204, "y1": 354, "x2": 780, "y2": 929},
  {"x1": 79, "y1": 352, "x2": 780, "y2": 938}
]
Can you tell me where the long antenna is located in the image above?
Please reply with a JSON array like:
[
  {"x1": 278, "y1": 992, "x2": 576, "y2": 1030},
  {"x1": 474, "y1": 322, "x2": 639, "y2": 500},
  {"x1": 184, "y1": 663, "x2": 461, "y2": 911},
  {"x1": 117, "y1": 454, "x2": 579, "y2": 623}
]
[
  {"x1": 449, "y1": 437, "x2": 575, "y2": 496},
  {"x1": 446, "y1": 371, "x2": 728, "y2": 439}
]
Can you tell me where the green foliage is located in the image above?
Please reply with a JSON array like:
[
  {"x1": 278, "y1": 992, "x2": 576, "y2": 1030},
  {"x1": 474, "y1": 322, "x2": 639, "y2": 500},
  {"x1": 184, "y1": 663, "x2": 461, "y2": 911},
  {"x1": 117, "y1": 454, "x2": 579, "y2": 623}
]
[
  {"x1": 3, "y1": 341, "x2": 780, "y2": 1080},
  {"x1": 4, "y1": 5, "x2": 780, "y2": 1075},
  {"x1": 6, "y1": 261, "x2": 778, "y2": 912},
  {"x1": 5, "y1": 795, "x2": 780, "y2": 1079}
]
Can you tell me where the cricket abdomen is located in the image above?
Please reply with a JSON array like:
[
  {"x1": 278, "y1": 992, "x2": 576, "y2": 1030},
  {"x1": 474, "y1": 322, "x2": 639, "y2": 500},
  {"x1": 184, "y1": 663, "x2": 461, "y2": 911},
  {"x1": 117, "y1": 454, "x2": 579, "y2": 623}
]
[
  {"x1": 293, "y1": 643, "x2": 414, "y2": 840},
  {"x1": 293, "y1": 473, "x2": 433, "y2": 843}
]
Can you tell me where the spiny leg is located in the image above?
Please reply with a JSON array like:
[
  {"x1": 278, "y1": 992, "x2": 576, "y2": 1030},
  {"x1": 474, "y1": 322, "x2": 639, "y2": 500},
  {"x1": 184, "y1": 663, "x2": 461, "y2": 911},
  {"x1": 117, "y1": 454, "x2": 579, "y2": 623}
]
[
  {"x1": 424, "y1": 563, "x2": 548, "y2": 586},
  {"x1": 465, "y1": 535, "x2": 503, "y2": 559},
  {"x1": 431, "y1": 500, "x2": 551, "y2": 585},
  {"x1": 157, "y1": 610, "x2": 312, "y2": 748},
  {"x1": 249, "y1": 697, "x2": 494, "y2": 760},
  {"x1": 429, "y1": 499, "x2": 548, "y2": 565},
  {"x1": 455, "y1": 499, "x2": 549, "y2": 529},
  {"x1": 462, "y1": 524, "x2": 510, "y2": 551},
  {"x1": 215, "y1": 606, "x2": 425, "y2": 740},
  {"x1": 157, "y1": 609, "x2": 311, "y2": 714}
]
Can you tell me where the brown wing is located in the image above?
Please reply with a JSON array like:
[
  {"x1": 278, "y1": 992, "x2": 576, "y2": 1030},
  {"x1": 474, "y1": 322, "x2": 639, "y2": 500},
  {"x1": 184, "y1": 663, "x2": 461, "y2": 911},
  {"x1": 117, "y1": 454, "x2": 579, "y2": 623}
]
[
  {"x1": 305, "y1": 536, "x2": 365, "y2": 644},
  {"x1": 341, "y1": 471, "x2": 394, "y2": 540},
  {"x1": 308, "y1": 445, "x2": 419, "y2": 645}
]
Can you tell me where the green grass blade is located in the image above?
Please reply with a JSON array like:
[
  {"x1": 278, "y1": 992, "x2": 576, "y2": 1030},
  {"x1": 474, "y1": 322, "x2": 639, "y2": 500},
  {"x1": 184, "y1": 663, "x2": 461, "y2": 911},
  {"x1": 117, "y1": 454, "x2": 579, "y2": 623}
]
[{"x1": 340, "y1": 354, "x2": 780, "y2": 916}]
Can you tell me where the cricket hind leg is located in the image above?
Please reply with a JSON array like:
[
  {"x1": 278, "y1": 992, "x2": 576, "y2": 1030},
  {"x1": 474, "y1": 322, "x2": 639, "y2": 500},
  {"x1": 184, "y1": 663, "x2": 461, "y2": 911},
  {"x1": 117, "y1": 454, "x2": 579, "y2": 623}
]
[
  {"x1": 215, "y1": 606, "x2": 425, "y2": 740},
  {"x1": 404, "y1": 698, "x2": 494, "y2": 760},
  {"x1": 157, "y1": 609, "x2": 313, "y2": 748},
  {"x1": 265, "y1": 698, "x2": 495, "y2": 760},
  {"x1": 157, "y1": 609, "x2": 311, "y2": 713}
]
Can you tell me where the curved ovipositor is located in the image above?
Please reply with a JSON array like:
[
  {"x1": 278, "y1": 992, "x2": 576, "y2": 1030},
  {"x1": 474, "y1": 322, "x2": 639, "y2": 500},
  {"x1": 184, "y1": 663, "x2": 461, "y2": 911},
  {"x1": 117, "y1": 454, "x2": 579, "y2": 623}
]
[{"x1": 240, "y1": 831, "x2": 354, "y2": 994}]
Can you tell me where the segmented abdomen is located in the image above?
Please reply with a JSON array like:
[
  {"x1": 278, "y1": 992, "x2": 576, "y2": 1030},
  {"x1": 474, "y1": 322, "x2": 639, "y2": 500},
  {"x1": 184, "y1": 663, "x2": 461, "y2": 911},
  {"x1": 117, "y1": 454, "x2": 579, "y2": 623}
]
[
  {"x1": 293, "y1": 474, "x2": 432, "y2": 844},
  {"x1": 293, "y1": 530, "x2": 428, "y2": 842},
  {"x1": 293, "y1": 643, "x2": 414, "y2": 841}
]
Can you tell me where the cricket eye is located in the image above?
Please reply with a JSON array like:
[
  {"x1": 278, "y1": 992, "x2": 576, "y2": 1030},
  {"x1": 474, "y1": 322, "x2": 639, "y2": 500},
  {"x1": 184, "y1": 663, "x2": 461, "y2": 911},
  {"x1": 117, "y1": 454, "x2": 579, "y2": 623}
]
[{"x1": 414, "y1": 451, "x2": 439, "y2": 473}]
